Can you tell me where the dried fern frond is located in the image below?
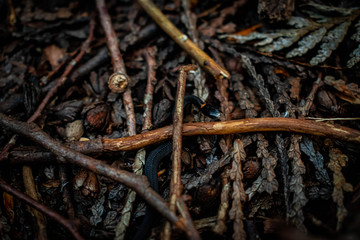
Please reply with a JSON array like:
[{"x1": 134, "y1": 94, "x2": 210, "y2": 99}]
[
  {"x1": 288, "y1": 135, "x2": 307, "y2": 232},
  {"x1": 286, "y1": 27, "x2": 327, "y2": 58},
  {"x1": 245, "y1": 134, "x2": 279, "y2": 199},
  {"x1": 310, "y1": 21, "x2": 352, "y2": 65},
  {"x1": 347, "y1": 20, "x2": 360, "y2": 67},
  {"x1": 221, "y1": 3, "x2": 360, "y2": 67},
  {"x1": 303, "y1": 2, "x2": 359, "y2": 16}
]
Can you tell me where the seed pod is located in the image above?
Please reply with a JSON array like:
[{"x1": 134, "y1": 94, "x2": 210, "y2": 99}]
[
  {"x1": 81, "y1": 171, "x2": 99, "y2": 197},
  {"x1": 73, "y1": 169, "x2": 88, "y2": 190},
  {"x1": 73, "y1": 169, "x2": 100, "y2": 197},
  {"x1": 82, "y1": 102, "x2": 111, "y2": 131}
]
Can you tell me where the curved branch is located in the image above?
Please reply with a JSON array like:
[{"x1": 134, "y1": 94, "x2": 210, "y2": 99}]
[{"x1": 101, "y1": 118, "x2": 360, "y2": 151}]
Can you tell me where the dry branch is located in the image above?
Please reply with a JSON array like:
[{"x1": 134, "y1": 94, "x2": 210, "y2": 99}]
[
  {"x1": 164, "y1": 65, "x2": 200, "y2": 240},
  {"x1": 136, "y1": 0, "x2": 230, "y2": 80},
  {"x1": 101, "y1": 118, "x2": 360, "y2": 152}
]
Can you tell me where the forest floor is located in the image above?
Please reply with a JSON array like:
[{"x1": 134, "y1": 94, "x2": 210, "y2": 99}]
[{"x1": 1, "y1": 0, "x2": 360, "y2": 239}]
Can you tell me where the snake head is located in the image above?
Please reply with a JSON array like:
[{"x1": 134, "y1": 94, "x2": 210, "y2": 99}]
[{"x1": 201, "y1": 104, "x2": 221, "y2": 119}]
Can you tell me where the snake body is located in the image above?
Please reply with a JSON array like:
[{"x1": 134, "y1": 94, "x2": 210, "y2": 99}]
[{"x1": 134, "y1": 96, "x2": 220, "y2": 240}]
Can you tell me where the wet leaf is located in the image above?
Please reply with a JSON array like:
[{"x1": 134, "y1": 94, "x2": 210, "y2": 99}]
[{"x1": 43, "y1": 45, "x2": 66, "y2": 69}]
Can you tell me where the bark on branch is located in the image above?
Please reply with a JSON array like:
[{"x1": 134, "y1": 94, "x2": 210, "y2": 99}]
[{"x1": 101, "y1": 118, "x2": 360, "y2": 152}]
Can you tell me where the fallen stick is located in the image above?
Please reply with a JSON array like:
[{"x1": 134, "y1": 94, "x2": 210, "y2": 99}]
[
  {"x1": 136, "y1": 0, "x2": 230, "y2": 81},
  {"x1": 101, "y1": 118, "x2": 360, "y2": 152}
]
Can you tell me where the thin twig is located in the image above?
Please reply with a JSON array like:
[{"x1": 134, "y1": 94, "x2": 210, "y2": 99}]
[
  {"x1": 142, "y1": 46, "x2": 158, "y2": 131},
  {"x1": 6, "y1": 118, "x2": 360, "y2": 162},
  {"x1": 177, "y1": 198, "x2": 202, "y2": 240},
  {"x1": 96, "y1": 0, "x2": 140, "y2": 237},
  {"x1": 0, "y1": 178, "x2": 84, "y2": 240},
  {"x1": 100, "y1": 118, "x2": 360, "y2": 151},
  {"x1": 96, "y1": 0, "x2": 136, "y2": 136},
  {"x1": 136, "y1": 0, "x2": 230, "y2": 81},
  {"x1": 305, "y1": 117, "x2": 360, "y2": 121},
  {"x1": 301, "y1": 73, "x2": 323, "y2": 116},
  {"x1": 115, "y1": 46, "x2": 158, "y2": 240},
  {"x1": 164, "y1": 65, "x2": 199, "y2": 240}
]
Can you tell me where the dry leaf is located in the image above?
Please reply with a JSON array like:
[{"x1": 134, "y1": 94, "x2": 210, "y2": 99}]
[{"x1": 43, "y1": 45, "x2": 66, "y2": 69}]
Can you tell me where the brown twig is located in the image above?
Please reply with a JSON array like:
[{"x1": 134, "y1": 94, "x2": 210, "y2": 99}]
[
  {"x1": 101, "y1": 118, "x2": 360, "y2": 152},
  {"x1": 142, "y1": 46, "x2": 158, "y2": 131},
  {"x1": 0, "y1": 112, "x2": 190, "y2": 235},
  {"x1": 6, "y1": 118, "x2": 360, "y2": 162},
  {"x1": 300, "y1": 73, "x2": 323, "y2": 116},
  {"x1": 96, "y1": 0, "x2": 136, "y2": 136},
  {"x1": 0, "y1": 178, "x2": 84, "y2": 240},
  {"x1": 28, "y1": 19, "x2": 95, "y2": 123},
  {"x1": 177, "y1": 198, "x2": 202, "y2": 240},
  {"x1": 40, "y1": 54, "x2": 69, "y2": 85},
  {"x1": 115, "y1": 46, "x2": 158, "y2": 240},
  {"x1": 70, "y1": 46, "x2": 109, "y2": 81},
  {"x1": 164, "y1": 65, "x2": 199, "y2": 240},
  {"x1": 136, "y1": 0, "x2": 230, "y2": 81}
]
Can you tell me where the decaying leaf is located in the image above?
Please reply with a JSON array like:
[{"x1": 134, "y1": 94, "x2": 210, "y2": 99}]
[
  {"x1": 324, "y1": 76, "x2": 360, "y2": 104},
  {"x1": 288, "y1": 135, "x2": 307, "y2": 232},
  {"x1": 43, "y1": 45, "x2": 66, "y2": 69}
]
